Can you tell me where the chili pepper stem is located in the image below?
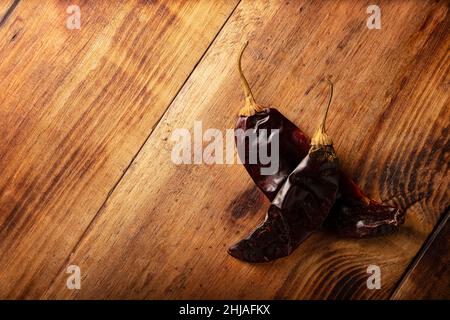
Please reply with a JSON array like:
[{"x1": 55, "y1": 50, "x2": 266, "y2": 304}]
[
  {"x1": 311, "y1": 78, "x2": 334, "y2": 147},
  {"x1": 237, "y1": 41, "x2": 263, "y2": 117}
]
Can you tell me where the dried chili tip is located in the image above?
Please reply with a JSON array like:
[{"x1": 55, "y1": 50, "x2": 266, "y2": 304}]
[
  {"x1": 326, "y1": 175, "x2": 406, "y2": 237},
  {"x1": 228, "y1": 239, "x2": 274, "y2": 263},
  {"x1": 331, "y1": 202, "x2": 405, "y2": 238},
  {"x1": 227, "y1": 243, "x2": 247, "y2": 261},
  {"x1": 228, "y1": 208, "x2": 292, "y2": 263},
  {"x1": 355, "y1": 206, "x2": 405, "y2": 237},
  {"x1": 237, "y1": 41, "x2": 264, "y2": 117}
]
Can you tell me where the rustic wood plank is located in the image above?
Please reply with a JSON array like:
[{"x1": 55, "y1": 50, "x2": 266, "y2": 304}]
[
  {"x1": 0, "y1": 0, "x2": 20, "y2": 28},
  {"x1": 43, "y1": 0, "x2": 449, "y2": 299},
  {"x1": 0, "y1": 0, "x2": 239, "y2": 299},
  {"x1": 391, "y1": 211, "x2": 449, "y2": 300}
]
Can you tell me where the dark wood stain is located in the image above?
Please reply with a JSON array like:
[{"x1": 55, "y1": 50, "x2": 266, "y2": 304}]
[{"x1": 228, "y1": 186, "x2": 264, "y2": 220}]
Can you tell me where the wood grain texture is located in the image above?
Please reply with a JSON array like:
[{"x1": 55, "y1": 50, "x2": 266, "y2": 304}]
[
  {"x1": 391, "y1": 211, "x2": 450, "y2": 300},
  {"x1": 42, "y1": 0, "x2": 449, "y2": 299},
  {"x1": 0, "y1": 0, "x2": 238, "y2": 299},
  {"x1": 0, "y1": 0, "x2": 20, "y2": 28}
]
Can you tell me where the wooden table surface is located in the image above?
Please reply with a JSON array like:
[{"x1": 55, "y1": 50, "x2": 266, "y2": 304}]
[{"x1": 0, "y1": 0, "x2": 448, "y2": 299}]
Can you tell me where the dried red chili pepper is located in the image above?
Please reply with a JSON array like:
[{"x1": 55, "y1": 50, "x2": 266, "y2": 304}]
[
  {"x1": 234, "y1": 41, "x2": 310, "y2": 200},
  {"x1": 232, "y1": 42, "x2": 404, "y2": 239},
  {"x1": 229, "y1": 80, "x2": 339, "y2": 262}
]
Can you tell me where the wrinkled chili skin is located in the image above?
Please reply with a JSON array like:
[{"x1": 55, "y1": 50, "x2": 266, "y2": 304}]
[
  {"x1": 228, "y1": 146, "x2": 339, "y2": 263},
  {"x1": 235, "y1": 110, "x2": 404, "y2": 237},
  {"x1": 325, "y1": 175, "x2": 404, "y2": 237},
  {"x1": 235, "y1": 108, "x2": 309, "y2": 200}
]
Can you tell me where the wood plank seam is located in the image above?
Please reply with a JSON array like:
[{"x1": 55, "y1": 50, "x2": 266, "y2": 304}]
[
  {"x1": 0, "y1": 0, "x2": 20, "y2": 28},
  {"x1": 389, "y1": 207, "x2": 450, "y2": 299},
  {"x1": 41, "y1": 0, "x2": 242, "y2": 298}
]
